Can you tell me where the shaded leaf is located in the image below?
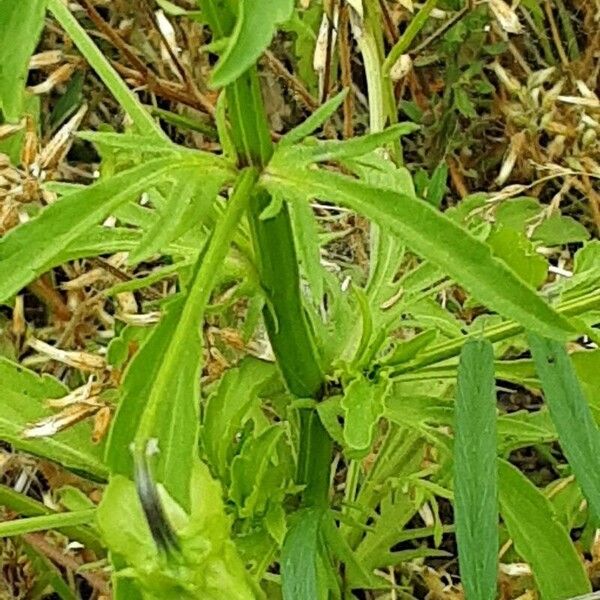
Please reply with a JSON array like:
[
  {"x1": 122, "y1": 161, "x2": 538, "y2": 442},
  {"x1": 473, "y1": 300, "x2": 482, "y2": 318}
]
[
  {"x1": 498, "y1": 459, "x2": 590, "y2": 599},
  {"x1": 0, "y1": 357, "x2": 106, "y2": 478},
  {"x1": 528, "y1": 334, "x2": 600, "y2": 521}
]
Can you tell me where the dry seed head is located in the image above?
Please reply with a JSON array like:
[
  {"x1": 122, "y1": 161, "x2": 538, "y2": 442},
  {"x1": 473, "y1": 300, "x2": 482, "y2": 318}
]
[
  {"x1": 27, "y1": 62, "x2": 77, "y2": 95},
  {"x1": 38, "y1": 104, "x2": 87, "y2": 169},
  {"x1": 29, "y1": 50, "x2": 63, "y2": 69},
  {"x1": 488, "y1": 0, "x2": 524, "y2": 34},
  {"x1": 27, "y1": 337, "x2": 107, "y2": 371},
  {"x1": 22, "y1": 403, "x2": 99, "y2": 438}
]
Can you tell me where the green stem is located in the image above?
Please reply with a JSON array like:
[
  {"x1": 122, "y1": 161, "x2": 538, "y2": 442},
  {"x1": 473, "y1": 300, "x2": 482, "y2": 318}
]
[
  {"x1": 382, "y1": 0, "x2": 439, "y2": 75},
  {"x1": 392, "y1": 289, "x2": 600, "y2": 376},
  {"x1": 200, "y1": 1, "x2": 331, "y2": 505},
  {"x1": 47, "y1": 0, "x2": 164, "y2": 139},
  {"x1": 0, "y1": 509, "x2": 96, "y2": 538}
]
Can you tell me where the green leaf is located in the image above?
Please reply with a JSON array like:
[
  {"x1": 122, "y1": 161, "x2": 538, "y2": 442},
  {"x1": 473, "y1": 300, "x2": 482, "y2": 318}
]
[
  {"x1": 281, "y1": 89, "x2": 348, "y2": 146},
  {"x1": 275, "y1": 123, "x2": 420, "y2": 166},
  {"x1": 487, "y1": 226, "x2": 547, "y2": 288},
  {"x1": 0, "y1": 154, "x2": 229, "y2": 302},
  {"x1": 266, "y1": 165, "x2": 575, "y2": 340},
  {"x1": 498, "y1": 459, "x2": 590, "y2": 598},
  {"x1": 202, "y1": 358, "x2": 278, "y2": 480},
  {"x1": 0, "y1": 357, "x2": 106, "y2": 478},
  {"x1": 128, "y1": 170, "x2": 226, "y2": 263},
  {"x1": 528, "y1": 333, "x2": 600, "y2": 521},
  {"x1": 211, "y1": 0, "x2": 294, "y2": 88},
  {"x1": 106, "y1": 168, "x2": 255, "y2": 510},
  {"x1": 381, "y1": 329, "x2": 437, "y2": 366},
  {"x1": 532, "y1": 213, "x2": 591, "y2": 246},
  {"x1": 454, "y1": 339, "x2": 498, "y2": 600},
  {"x1": 0, "y1": 509, "x2": 96, "y2": 538},
  {"x1": 98, "y1": 461, "x2": 257, "y2": 599},
  {"x1": 341, "y1": 376, "x2": 389, "y2": 458},
  {"x1": 281, "y1": 508, "x2": 329, "y2": 600},
  {"x1": 229, "y1": 425, "x2": 287, "y2": 517},
  {"x1": 0, "y1": 0, "x2": 45, "y2": 121},
  {"x1": 425, "y1": 162, "x2": 448, "y2": 208}
]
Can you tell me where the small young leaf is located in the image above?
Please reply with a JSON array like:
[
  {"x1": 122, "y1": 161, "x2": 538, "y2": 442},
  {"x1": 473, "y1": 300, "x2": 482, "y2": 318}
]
[
  {"x1": 211, "y1": 0, "x2": 294, "y2": 88},
  {"x1": 528, "y1": 333, "x2": 600, "y2": 521},
  {"x1": 425, "y1": 162, "x2": 448, "y2": 208},
  {"x1": 498, "y1": 459, "x2": 591, "y2": 598},
  {"x1": 454, "y1": 339, "x2": 498, "y2": 600},
  {"x1": 532, "y1": 213, "x2": 591, "y2": 246},
  {"x1": 281, "y1": 89, "x2": 348, "y2": 146},
  {"x1": 341, "y1": 376, "x2": 389, "y2": 458}
]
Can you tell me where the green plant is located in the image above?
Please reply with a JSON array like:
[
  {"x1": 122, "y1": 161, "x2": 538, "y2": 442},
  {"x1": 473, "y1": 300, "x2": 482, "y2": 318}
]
[{"x1": 0, "y1": 0, "x2": 599, "y2": 598}]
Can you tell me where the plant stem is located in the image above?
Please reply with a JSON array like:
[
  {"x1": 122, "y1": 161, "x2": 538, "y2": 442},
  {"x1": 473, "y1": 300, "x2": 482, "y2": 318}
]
[
  {"x1": 393, "y1": 289, "x2": 600, "y2": 375},
  {"x1": 0, "y1": 509, "x2": 96, "y2": 538},
  {"x1": 199, "y1": 1, "x2": 332, "y2": 505}
]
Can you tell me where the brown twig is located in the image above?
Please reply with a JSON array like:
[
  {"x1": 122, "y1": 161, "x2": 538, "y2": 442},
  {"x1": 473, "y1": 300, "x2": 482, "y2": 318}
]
[
  {"x1": 338, "y1": 3, "x2": 354, "y2": 139},
  {"x1": 79, "y1": 0, "x2": 215, "y2": 116},
  {"x1": 264, "y1": 50, "x2": 318, "y2": 111},
  {"x1": 27, "y1": 276, "x2": 72, "y2": 322},
  {"x1": 378, "y1": 0, "x2": 398, "y2": 46}
]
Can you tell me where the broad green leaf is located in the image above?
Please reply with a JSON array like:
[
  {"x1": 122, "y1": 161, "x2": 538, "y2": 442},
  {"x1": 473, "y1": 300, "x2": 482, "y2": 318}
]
[
  {"x1": 532, "y1": 213, "x2": 590, "y2": 245},
  {"x1": 202, "y1": 358, "x2": 278, "y2": 480},
  {"x1": 265, "y1": 164, "x2": 575, "y2": 340},
  {"x1": 0, "y1": 154, "x2": 230, "y2": 302},
  {"x1": 0, "y1": 357, "x2": 106, "y2": 478},
  {"x1": 281, "y1": 89, "x2": 348, "y2": 146},
  {"x1": 498, "y1": 459, "x2": 590, "y2": 599},
  {"x1": 97, "y1": 461, "x2": 257, "y2": 600},
  {"x1": 454, "y1": 339, "x2": 498, "y2": 600},
  {"x1": 106, "y1": 168, "x2": 255, "y2": 510},
  {"x1": 281, "y1": 508, "x2": 329, "y2": 600},
  {"x1": 341, "y1": 376, "x2": 389, "y2": 458},
  {"x1": 211, "y1": 0, "x2": 294, "y2": 88},
  {"x1": 495, "y1": 197, "x2": 542, "y2": 231},
  {"x1": 0, "y1": 0, "x2": 45, "y2": 121},
  {"x1": 528, "y1": 334, "x2": 600, "y2": 521},
  {"x1": 487, "y1": 226, "x2": 547, "y2": 288}
]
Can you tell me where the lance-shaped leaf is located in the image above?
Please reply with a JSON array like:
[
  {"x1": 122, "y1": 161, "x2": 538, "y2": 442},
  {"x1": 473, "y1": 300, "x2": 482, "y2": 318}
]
[
  {"x1": 498, "y1": 459, "x2": 590, "y2": 599},
  {"x1": 264, "y1": 164, "x2": 574, "y2": 341},
  {"x1": 211, "y1": 0, "x2": 294, "y2": 88},
  {"x1": 106, "y1": 168, "x2": 256, "y2": 510},
  {"x1": 454, "y1": 339, "x2": 498, "y2": 600},
  {"x1": 0, "y1": 152, "x2": 232, "y2": 302},
  {"x1": 0, "y1": 0, "x2": 45, "y2": 121},
  {"x1": 528, "y1": 333, "x2": 600, "y2": 521}
]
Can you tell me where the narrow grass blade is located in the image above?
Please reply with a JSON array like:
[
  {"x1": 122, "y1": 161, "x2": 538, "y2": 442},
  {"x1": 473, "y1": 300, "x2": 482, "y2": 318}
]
[
  {"x1": 454, "y1": 339, "x2": 498, "y2": 600},
  {"x1": 0, "y1": 509, "x2": 96, "y2": 538},
  {"x1": 498, "y1": 459, "x2": 590, "y2": 598},
  {"x1": 47, "y1": 0, "x2": 164, "y2": 139},
  {"x1": 528, "y1": 333, "x2": 600, "y2": 521}
]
